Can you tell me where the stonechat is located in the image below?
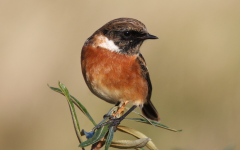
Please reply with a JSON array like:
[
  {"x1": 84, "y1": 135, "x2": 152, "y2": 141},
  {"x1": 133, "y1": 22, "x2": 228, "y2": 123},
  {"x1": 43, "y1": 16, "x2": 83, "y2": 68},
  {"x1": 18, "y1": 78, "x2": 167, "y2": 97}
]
[{"x1": 81, "y1": 18, "x2": 160, "y2": 127}]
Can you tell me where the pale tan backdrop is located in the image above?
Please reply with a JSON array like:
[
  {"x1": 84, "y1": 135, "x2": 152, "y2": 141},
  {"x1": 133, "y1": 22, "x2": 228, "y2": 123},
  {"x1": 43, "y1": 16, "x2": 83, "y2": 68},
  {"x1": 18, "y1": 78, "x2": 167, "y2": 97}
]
[{"x1": 1, "y1": 0, "x2": 240, "y2": 150}]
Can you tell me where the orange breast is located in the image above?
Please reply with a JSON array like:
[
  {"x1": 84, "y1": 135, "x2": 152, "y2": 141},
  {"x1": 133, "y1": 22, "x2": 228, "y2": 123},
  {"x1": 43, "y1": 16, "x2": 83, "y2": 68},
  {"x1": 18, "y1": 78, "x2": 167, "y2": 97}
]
[{"x1": 81, "y1": 46, "x2": 148, "y2": 105}]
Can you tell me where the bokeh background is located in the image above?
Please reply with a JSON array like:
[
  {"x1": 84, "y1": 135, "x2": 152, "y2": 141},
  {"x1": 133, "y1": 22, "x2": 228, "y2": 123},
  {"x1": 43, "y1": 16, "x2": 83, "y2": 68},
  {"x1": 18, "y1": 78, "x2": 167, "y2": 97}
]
[{"x1": 1, "y1": 0, "x2": 240, "y2": 150}]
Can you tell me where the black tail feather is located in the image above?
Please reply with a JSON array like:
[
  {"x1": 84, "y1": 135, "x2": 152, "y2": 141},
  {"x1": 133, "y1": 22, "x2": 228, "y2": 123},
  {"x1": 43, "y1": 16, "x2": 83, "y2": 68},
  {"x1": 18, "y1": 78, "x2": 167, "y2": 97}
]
[{"x1": 141, "y1": 101, "x2": 160, "y2": 122}]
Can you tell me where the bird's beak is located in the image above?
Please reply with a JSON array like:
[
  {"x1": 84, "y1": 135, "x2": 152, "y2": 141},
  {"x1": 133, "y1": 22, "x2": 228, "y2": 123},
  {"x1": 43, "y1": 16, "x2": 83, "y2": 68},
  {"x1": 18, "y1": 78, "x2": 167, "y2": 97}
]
[
  {"x1": 138, "y1": 33, "x2": 158, "y2": 40},
  {"x1": 145, "y1": 34, "x2": 158, "y2": 39}
]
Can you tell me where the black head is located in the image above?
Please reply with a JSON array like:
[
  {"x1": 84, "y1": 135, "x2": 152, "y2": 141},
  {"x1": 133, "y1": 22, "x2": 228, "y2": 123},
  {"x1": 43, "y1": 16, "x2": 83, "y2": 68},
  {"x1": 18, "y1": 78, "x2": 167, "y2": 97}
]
[{"x1": 90, "y1": 18, "x2": 158, "y2": 55}]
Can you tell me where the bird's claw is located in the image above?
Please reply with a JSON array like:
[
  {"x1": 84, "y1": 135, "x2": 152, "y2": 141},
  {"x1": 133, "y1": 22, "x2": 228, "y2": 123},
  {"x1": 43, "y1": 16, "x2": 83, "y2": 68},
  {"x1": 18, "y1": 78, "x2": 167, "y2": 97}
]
[
  {"x1": 94, "y1": 118, "x2": 122, "y2": 132},
  {"x1": 108, "y1": 118, "x2": 121, "y2": 131},
  {"x1": 103, "y1": 114, "x2": 115, "y2": 119}
]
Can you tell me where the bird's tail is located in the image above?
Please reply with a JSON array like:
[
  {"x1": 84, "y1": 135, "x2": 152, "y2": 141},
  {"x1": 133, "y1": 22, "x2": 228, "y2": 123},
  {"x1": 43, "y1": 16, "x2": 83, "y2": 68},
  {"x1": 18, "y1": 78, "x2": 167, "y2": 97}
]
[{"x1": 141, "y1": 101, "x2": 160, "y2": 122}]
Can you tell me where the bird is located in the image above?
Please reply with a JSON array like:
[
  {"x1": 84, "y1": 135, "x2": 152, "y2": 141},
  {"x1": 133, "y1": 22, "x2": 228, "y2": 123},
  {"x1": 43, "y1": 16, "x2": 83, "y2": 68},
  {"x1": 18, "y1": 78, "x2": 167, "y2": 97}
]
[{"x1": 81, "y1": 18, "x2": 160, "y2": 129}]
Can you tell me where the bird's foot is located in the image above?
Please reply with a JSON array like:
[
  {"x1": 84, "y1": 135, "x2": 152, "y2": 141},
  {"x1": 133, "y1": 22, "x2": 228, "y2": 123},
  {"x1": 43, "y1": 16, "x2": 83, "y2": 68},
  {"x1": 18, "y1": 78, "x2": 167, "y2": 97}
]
[
  {"x1": 103, "y1": 114, "x2": 115, "y2": 119},
  {"x1": 95, "y1": 117, "x2": 123, "y2": 132},
  {"x1": 107, "y1": 118, "x2": 122, "y2": 131}
]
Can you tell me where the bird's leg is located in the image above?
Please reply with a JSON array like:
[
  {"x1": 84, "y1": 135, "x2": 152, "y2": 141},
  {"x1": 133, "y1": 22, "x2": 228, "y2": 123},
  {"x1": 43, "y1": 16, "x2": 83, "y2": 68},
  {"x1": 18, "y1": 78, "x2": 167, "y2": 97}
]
[
  {"x1": 93, "y1": 105, "x2": 119, "y2": 131},
  {"x1": 102, "y1": 101, "x2": 126, "y2": 119},
  {"x1": 109, "y1": 105, "x2": 137, "y2": 131},
  {"x1": 112, "y1": 101, "x2": 129, "y2": 118},
  {"x1": 103, "y1": 114, "x2": 114, "y2": 119},
  {"x1": 96, "y1": 105, "x2": 137, "y2": 131}
]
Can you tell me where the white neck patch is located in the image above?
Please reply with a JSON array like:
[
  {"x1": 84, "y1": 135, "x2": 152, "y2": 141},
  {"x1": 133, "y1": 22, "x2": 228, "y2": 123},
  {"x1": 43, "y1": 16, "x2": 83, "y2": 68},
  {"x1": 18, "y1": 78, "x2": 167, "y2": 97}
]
[{"x1": 97, "y1": 35, "x2": 121, "y2": 52}]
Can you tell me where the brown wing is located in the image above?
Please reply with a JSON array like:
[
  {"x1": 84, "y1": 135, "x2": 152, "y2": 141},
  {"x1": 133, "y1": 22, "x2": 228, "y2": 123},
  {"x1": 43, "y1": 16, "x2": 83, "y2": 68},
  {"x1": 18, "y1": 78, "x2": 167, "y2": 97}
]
[{"x1": 137, "y1": 53, "x2": 160, "y2": 122}]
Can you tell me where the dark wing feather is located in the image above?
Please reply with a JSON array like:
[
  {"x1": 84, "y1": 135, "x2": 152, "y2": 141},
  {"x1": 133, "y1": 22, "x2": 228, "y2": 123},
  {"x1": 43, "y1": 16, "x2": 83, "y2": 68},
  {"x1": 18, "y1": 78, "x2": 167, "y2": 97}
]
[
  {"x1": 137, "y1": 53, "x2": 152, "y2": 100},
  {"x1": 137, "y1": 53, "x2": 160, "y2": 122}
]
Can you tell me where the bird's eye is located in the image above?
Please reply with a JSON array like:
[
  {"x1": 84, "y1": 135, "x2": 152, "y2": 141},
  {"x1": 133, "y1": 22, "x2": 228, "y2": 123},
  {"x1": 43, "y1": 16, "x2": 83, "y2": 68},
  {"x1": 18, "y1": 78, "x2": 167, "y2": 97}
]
[{"x1": 123, "y1": 31, "x2": 132, "y2": 37}]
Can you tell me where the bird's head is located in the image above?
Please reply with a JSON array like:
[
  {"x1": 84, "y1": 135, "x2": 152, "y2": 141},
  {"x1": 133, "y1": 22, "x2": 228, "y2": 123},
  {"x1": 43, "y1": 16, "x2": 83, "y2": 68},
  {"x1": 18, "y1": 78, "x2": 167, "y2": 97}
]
[{"x1": 86, "y1": 18, "x2": 158, "y2": 55}]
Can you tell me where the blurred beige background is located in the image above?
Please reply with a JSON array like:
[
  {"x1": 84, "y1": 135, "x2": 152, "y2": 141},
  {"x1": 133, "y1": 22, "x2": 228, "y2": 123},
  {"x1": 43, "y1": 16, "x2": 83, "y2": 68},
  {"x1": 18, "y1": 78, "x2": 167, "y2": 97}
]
[{"x1": 1, "y1": 0, "x2": 240, "y2": 150}]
